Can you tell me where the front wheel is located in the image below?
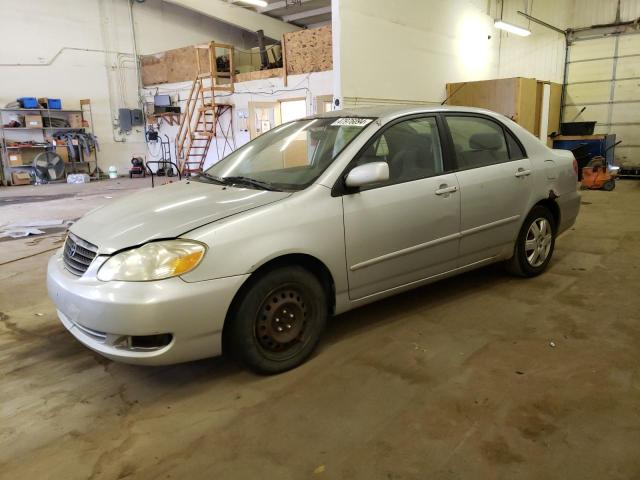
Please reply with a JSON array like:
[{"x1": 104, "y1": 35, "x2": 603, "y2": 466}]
[
  {"x1": 226, "y1": 266, "x2": 328, "y2": 374},
  {"x1": 507, "y1": 206, "x2": 556, "y2": 277}
]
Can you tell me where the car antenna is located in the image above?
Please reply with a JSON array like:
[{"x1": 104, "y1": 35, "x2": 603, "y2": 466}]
[{"x1": 441, "y1": 82, "x2": 467, "y2": 105}]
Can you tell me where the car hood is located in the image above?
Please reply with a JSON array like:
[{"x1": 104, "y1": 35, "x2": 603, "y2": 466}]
[{"x1": 70, "y1": 180, "x2": 291, "y2": 253}]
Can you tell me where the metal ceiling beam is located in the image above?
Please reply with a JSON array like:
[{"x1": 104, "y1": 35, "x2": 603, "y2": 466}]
[
  {"x1": 282, "y1": 5, "x2": 331, "y2": 22},
  {"x1": 163, "y1": 0, "x2": 300, "y2": 40},
  {"x1": 257, "y1": 0, "x2": 316, "y2": 13}
]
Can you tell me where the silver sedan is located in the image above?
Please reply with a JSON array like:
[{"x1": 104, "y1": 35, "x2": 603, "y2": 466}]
[{"x1": 47, "y1": 106, "x2": 580, "y2": 373}]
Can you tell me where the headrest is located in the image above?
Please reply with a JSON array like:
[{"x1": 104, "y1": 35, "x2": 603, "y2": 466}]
[{"x1": 469, "y1": 133, "x2": 503, "y2": 151}]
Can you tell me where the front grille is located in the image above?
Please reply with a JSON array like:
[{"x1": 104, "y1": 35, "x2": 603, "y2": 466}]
[{"x1": 63, "y1": 233, "x2": 98, "y2": 276}]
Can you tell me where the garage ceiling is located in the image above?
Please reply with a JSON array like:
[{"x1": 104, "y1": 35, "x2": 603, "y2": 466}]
[{"x1": 232, "y1": 0, "x2": 332, "y2": 28}]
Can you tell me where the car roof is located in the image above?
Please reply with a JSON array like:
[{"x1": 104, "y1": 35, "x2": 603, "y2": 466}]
[{"x1": 312, "y1": 105, "x2": 508, "y2": 122}]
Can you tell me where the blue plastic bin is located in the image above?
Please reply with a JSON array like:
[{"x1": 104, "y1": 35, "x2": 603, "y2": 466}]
[
  {"x1": 46, "y1": 98, "x2": 62, "y2": 109},
  {"x1": 18, "y1": 97, "x2": 39, "y2": 109}
]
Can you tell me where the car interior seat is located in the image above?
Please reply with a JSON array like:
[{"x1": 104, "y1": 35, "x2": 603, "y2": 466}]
[{"x1": 464, "y1": 132, "x2": 506, "y2": 167}]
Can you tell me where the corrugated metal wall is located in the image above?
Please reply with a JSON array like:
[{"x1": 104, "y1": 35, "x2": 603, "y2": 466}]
[{"x1": 569, "y1": 0, "x2": 640, "y2": 29}]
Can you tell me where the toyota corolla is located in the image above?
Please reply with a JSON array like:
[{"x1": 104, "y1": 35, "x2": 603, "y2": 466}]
[{"x1": 47, "y1": 106, "x2": 580, "y2": 373}]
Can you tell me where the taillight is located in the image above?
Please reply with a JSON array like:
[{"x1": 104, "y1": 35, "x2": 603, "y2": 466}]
[{"x1": 572, "y1": 158, "x2": 579, "y2": 177}]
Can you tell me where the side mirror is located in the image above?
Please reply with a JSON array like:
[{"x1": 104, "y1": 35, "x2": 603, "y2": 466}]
[{"x1": 345, "y1": 162, "x2": 389, "y2": 188}]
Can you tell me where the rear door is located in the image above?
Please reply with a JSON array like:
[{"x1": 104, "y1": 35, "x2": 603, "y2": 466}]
[
  {"x1": 341, "y1": 115, "x2": 460, "y2": 300},
  {"x1": 444, "y1": 114, "x2": 534, "y2": 266}
]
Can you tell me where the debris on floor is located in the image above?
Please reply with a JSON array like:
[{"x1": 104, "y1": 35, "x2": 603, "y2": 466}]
[
  {"x1": 0, "y1": 219, "x2": 71, "y2": 241},
  {"x1": 0, "y1": 228, "x2": 45, "y2": 239}
]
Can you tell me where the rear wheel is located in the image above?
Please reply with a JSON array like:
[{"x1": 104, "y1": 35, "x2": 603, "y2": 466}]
[
  {"x1": 227, "y1": 266, "x2": 327, "y2": 374},
  {"x1": 507, "y1": 206, "x2": 556, "y2": 277},
  {"x1": 602, "y1": 179, "x2": 615, "y2": 191}
]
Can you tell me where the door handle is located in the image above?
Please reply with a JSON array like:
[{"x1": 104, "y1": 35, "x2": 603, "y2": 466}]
[
  {"x1": 515, "y1": 168, "x2": 532, "y2": 178},
  {"x1": 435, "y1": 185, "x2": 458, "y2": 196}
]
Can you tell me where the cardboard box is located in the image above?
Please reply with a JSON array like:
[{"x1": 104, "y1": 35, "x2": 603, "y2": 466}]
[
  {"x1": 56, "y1": 146, "x2": 70, "y2": 163},
  {"x1": 68, "y1": 113, "x2": 83, "y2": 129},
  {"x1": 11, "y1": 171, "x2": 32, "y2": 185},
  {"x1": 8, "y1": 151, "x2": 23, "y2": 167},
  {"x1": 24, "y1": 114, "x2": 43, "y2": 128}
]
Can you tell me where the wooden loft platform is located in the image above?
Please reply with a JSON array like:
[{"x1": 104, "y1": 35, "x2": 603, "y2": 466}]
[{"x1": 140, "y1": 25, "x2": 333, "y2": 88}]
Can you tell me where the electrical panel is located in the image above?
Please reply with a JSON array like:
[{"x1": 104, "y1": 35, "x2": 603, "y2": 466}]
[
  {"x1": 118, "y1": 108, "x2": 132, "y2": 132},
  {"x1": 131, "y1": 109, "x2": 143, "y2": 126}
]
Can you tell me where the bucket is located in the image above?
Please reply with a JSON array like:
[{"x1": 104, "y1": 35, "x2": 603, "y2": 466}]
[{"x1": 108, "y1": 166, "x2": 118, "y2": 179}]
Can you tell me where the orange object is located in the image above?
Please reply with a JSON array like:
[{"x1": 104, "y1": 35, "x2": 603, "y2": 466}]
[{"x1": 581, "y1": 156, "x2": 616, "y2": 191}]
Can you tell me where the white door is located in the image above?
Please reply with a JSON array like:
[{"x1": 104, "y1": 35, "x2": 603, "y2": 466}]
[
  {"x1": 445, "y1": 114, "x2": 534, "y2": 266},
  {"x1": 341, "y1": 116, "x2": 461, "y2": 300}
]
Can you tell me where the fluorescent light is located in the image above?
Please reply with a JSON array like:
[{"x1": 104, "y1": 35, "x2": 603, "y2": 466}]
[
  {"x1": 234, "y1": 0, "x2": 268, "y2": 7},
  {"x1": 494, "y1": 20, "x2": 531, "y2": 36}
]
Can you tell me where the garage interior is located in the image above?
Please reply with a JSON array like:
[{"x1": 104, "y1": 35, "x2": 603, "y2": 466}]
[{"x1": 1, "y1": 0, "x2": 640, "y2": 478}]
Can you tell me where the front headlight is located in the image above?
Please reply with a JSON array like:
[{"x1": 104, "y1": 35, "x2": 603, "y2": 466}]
[{"x1": 97, "y1": 240, "x2": 206, "y2": 282}]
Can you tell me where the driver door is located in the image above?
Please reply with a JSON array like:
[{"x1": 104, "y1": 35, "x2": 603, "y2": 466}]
[{"x1": 341, "y1": 116, "x2": 461, "y2": 300}]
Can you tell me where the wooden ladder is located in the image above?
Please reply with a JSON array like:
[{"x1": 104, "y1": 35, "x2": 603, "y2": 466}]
[{"x1": 176, "y1": 42, "x2": 235, "y2": 175}]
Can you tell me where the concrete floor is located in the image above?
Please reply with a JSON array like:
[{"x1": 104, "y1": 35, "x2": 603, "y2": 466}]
[{"x1": 1, "y1": 178, "x2": 639, "y2": 479}]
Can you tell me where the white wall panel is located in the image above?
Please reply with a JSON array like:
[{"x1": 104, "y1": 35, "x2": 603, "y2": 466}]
[
  {"x1": 565, "y1": 82, "x2": 611, "y2": 103},
  {"x1": 567, "y1": 59, "x2": 614, "y2": 82},
  {"x1": 616, "y1": 147, "x2": 639, "y2": 166},
  {"x1": 336, "y1": 0, "x2": 500, "y2": 105},
  {"x1": 611, "y1": 104, "x2": 640, "y2": 123},
  {"x1": 568, "y1": 37, "x2": 615, "y2": 60},
  {"x1": 618, "y1": 33, "x2": 640, "y2": 55},
  {"x1": 616, "y1": 56, "x2": 640, "y2": 78},
  {"x1": 613, "y1": 79, "x2": 640, "y2": 101}
]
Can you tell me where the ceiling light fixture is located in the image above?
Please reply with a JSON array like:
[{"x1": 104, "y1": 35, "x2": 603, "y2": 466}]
[
  {"x1": 494, "y1": 20, "x2": 531, "y2": 36},
  {"x1": 235, "y1": 0, "x2": 268, "y2": 7}
]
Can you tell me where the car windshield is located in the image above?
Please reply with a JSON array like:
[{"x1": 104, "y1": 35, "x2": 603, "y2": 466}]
[{"x1": 200, "y1": 117, "x2": 375, "y2": 191}]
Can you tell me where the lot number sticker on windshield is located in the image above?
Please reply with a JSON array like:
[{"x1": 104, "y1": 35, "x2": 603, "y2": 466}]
[{"x1": 331, "y1": 118, "x2": 373, "y2": 127}]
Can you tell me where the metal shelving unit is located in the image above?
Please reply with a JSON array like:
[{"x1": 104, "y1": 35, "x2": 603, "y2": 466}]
[{"x1": 0, "y1": 100, "x2": 99, "y2": 186}]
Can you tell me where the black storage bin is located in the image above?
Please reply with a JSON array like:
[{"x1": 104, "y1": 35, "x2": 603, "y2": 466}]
[{"x1": 560, "y1": 121, "x2": 596, "y2": 135}]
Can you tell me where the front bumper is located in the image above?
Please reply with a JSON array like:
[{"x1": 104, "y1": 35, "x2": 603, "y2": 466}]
[{"x1": 46, "y1": 250, "x2": 249, "y2": 365}]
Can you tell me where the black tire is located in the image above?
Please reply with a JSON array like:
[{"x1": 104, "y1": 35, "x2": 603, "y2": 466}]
[
  {"x1": 507, "y1": 206, "x2": 556, "y2": 277},
  {"x1": 602, "y1": 180, "x2": 615, "y2": 191},
  {"x1": 226, "y1": 266, "x2": 327, "y2": 374}
]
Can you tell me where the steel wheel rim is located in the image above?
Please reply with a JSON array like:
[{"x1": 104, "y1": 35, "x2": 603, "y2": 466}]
[
  {"x1": 525, "y1": 217, "x2": 552, "y2": 267},
  {"x1": 254, "y1": 284, "x2": 311, "y2": 360}
]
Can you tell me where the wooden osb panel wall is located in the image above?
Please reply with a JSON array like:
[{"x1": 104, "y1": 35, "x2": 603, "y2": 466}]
[
  {"x1": 141, "y1": 46, "x2": 200, "y2": 86},
  {"x1": 284, "y1": 25, "x2": 332, "y2": 75}
]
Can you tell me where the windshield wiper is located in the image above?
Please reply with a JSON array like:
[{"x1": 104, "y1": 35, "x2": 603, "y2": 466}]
[
  {"x1": 198, "y1": 172, "x2": 229, "y2": 185},
  {"x1": 222, "y1": 176, "x2": 282, "y2": 191}
]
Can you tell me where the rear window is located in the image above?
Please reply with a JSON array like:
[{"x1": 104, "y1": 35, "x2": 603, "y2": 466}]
[{"x1": 446, "y1": 116, "x2": 509, "y2": 169}]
